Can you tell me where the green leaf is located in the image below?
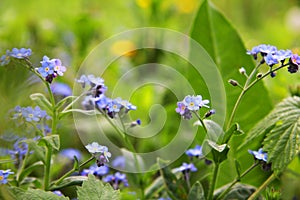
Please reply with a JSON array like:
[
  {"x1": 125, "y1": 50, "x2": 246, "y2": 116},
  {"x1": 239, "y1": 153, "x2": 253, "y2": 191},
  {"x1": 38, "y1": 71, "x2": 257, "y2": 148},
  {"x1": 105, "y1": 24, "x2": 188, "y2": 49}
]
[
  {"x1": 158, "y1": 159, "x2": 187, "y2": 200},
  {"x1": 30, "y1": 93, "x2": 52, "y2": 114},
  {"x1": 50, "y1": 176, "x2": 88, "y2": 191},
  {"x1": 25, "y1": 139, "x2": 46, "y2": 163},
  {"x1": 234, "y1": 159, "x2": 241, "y2": 179},
  {"x1": 41, "y1": 135, "x2": 60, "y2": 151},
  {"x1": 203, "y1": 119, "x2": 224, "y2": 143},
  {"x1": 207, "y1": 139, "x2": 227, "y2": 152},
  {"x1": 19, "y1": 161, "x2": 44, "y2": 184},
  {"x1": 77, "y1": 174, "x2": 120, "y2": 200},
  {"x1": 55, "y1": 95, "x2": 77, "y2": 111},
  {"x1": 222, "y1": 123, "x2": 244, "y2": 143},
  {"x1": 190, "y1": 0, "x2": 272, "y2": 132},
  {"x1": 10, "y1": 187, "x2": 69, "y2": 200},
  {"x1": 241, "y1": 96, "x2": 300, "y2": 173},
  {"x1": 188, "y1": 181, "x2": 205, "y2": 200}
]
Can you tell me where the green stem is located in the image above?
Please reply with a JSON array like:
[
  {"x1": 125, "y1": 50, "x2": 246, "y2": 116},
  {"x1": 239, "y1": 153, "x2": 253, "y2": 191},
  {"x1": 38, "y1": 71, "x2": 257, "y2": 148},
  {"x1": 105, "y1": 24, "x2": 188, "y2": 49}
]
[
  {"x1": 16, "y1": 149, "x2": 30, "y2": 185},
  {"x1": 226, "y1": 63, "x2": 261, "y2": 130},
  {"x1": 248, "y1": 173, "x2": 276, "y2": 200},
  {"x1": 53, "y1": 156, "x2": 95, "y2": 186},
  {"x1": 208, "y1": 163, "x2": 219, "y2": 200},
  {"x1": 193, "y1": 111, "x2": 208, "y2": 133},
  {"x1": 217, "y1": 163, "x2": 259, "y2": 200},
  {"x1": 44, "y1": 146, "x2": 52, "y2": 190}
]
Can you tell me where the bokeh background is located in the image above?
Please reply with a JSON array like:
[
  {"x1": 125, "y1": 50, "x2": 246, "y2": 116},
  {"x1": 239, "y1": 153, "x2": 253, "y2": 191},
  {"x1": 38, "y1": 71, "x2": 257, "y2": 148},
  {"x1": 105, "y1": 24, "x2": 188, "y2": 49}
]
[{"x1": 0, "y1": 0, "x2": 300, "y2": 198}]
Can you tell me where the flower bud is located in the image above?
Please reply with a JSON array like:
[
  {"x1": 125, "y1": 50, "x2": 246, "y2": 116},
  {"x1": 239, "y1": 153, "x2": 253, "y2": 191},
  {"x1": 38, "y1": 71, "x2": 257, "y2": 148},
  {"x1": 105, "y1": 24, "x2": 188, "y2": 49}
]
[
  {"x1": 205, "y1": 109, "x2": 216, "y2": 118},
  {"x1": 239, "y1": 67, "x2": 246, "y2": 75},
  {"x1": 256, "y1": 73, "x2": 263, "y2": 78},
  {"x1": 228, "y1": 79, "x2": 238, "y2": 86}
]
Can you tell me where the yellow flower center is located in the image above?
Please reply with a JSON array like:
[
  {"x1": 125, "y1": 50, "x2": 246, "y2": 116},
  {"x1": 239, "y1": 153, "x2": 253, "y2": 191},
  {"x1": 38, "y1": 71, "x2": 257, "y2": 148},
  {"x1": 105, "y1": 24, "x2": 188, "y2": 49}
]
[
  {"x1": 54, "y1": 66, "x2": 59, "y2": 71},
  {"x1": 28, "y1": 114, "x2": 34, "y2": 118},
  {"x1": 0, "y1": 175, "x2": 4, "y2": 181},
  {"x1": 17, "y1": 53, "x2": 22, "y2": 57},
  {"x1": 45, "y1": 67, "x2": 49, "y2": 72}
]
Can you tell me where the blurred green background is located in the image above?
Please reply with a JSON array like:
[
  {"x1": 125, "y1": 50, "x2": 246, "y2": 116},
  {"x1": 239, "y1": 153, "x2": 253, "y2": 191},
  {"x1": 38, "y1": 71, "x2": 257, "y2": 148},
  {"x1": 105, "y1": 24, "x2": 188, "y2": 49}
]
[{"x1": 0, "y1": 0, "x2": 300, "y2": 198}]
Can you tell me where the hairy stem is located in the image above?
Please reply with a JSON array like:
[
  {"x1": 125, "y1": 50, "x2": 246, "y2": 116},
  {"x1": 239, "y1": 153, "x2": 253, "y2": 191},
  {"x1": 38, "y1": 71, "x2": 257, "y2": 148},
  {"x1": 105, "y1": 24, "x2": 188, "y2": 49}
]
[{"x1": 248, "y1": 173, "x2": 276, "y2": 200}]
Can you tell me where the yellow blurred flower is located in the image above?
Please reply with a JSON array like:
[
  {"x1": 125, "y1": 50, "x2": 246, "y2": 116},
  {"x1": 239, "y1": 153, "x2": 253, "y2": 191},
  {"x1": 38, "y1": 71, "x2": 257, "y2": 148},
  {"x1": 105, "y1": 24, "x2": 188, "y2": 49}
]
[
  {"x1": 110, "y1": 40, "x2": 136, "y2": 57},
  {"x1": 175, "y1": 0, "x2": 197, "y2": 14},
  {"x1": 136, "y1": 0, "x2": 151, "y2": 9}
]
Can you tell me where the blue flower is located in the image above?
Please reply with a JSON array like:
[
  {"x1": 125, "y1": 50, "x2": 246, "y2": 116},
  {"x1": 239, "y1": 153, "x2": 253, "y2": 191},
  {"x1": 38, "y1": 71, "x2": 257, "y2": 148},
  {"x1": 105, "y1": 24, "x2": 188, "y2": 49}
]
[
  {"x1": 52, "y1": 191, "x2": 63, "y2": 196},
  {"x1": 0, "y1": 51, "x2": 11, "y2": 66},
  {"x1": 38, "y1": 56, "x2": 66, "y2": 83},
  {"x1": 258, "y1": 44, "x2": 277, "y2": 55},
  {"x1": 81, "y1": 165, "x2": 109, "y2": 177},
  {"x1": 76, "y1": 74, "x2": 107, "y2": 96},
  {"x1": 85, "y1": 142, "x2": 107, "y2": 154},
  {"x1": 107, "y1": 99, "x2": 122, "y2": 113},
  {"x1": 176, "y1": 162, "x2": 197, "y2": 173},
  {"x1": 248, "y1": 148, "x2": 268, "y2": 162},
  {"x1": 205, "y1": 109, "x2": 216, "y2": 118},
  {"x1": 264, "y1": 53, "x2": 279, "y2": 66},
  {"x1": 112, "y1": 156, "x2": 126, "y2": 169},
  {"x1": 0, "y1": 169, "x2": 14, "y2": 184},
  {"x1": 60, "y1": 148, "x2": 82, "y2": 161},
  {"x1": 275, "y1": 50, "x2": 292, "y2": 63},
  {"x1": 103, "y1": 172, "x2": 129, "y2": 189},
  {"x1": 20, "y1": 106, "x2": 50, "y2": 122},
  {"x1": 95, "y1": 95, "x2": 111, "y2": 109},
  {"x1": 10, "y1": 48, "x2": 32, "y2": 59},
  {"x1": 186, "y1": 145, "x2": 203, "y2": 158},
  {"x1": 183, "y1": 95, "x2": 209, "y2": 111},
  {"x1": 38, "y1": 56, "x2": 54, "y2": 78},
  {"x1": 50, "y1": 82, "x2": 72, "y2": 96},
  {"x1": 8, "y1": 138, "x2": 28, "y2": 163},
  {"x1": 85, "y1": 142, "x2": 111, "y2": 166},
  {"x1": 87, "y1": 74, "x2": 105, "y2": 87},
  {"x1": 76, "y1": 75, "x2": 90, "y2": 88},
  {"x1": 130, "y1": 119, "x2": 141, "y2": 127}
]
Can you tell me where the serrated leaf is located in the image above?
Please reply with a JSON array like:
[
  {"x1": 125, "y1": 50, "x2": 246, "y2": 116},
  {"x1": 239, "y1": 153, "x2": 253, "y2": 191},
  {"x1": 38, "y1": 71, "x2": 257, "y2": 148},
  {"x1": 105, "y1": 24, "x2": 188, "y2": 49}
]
[
  {"x1": 77, "y1": 174, "x2": 120, "y2": 200},
  {"x1": 41, "y1": 135, "x2": 60, "y2": 151},
  {"x1": 188, "y1": 181, "x2": 205, "y2": 200},
  {"x1": 190, "y1": 0, "x2": 272, "y2": 132},
  {"x1": 241, "y1": 96, "x2": 300, "y2": 173},
  {"x1": 30, "y1": 93, "x2": 52, "y2": 114},
  {"x1": 10, "y1": 187, "x2": 69, "y2": 200}
]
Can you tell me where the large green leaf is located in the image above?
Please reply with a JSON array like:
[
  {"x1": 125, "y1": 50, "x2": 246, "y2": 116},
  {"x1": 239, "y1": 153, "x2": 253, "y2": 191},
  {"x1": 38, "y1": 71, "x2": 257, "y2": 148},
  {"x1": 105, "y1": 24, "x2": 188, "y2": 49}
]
[
  {"x1": 77, "y1": 174, "x2": 120, "y2": 200},
  {"x1": 188, "y1": 181, "x2": 206, "y2": 200},
  {"x1": 10, "y1": 187, "x2": 69, "y2": 200},
  {"x1": 241, "y1": 96, "x2": 300, "y2": 173},
  {"x1": 190, "y1": 0, "x2": 272, "y2": 132}
]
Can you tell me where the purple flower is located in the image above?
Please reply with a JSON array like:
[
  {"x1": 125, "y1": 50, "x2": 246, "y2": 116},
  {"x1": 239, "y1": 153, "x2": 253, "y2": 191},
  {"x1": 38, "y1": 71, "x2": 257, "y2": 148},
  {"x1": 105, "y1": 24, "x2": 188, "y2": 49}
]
[
  {"x1": 186, "y1": 145, "x2": 203, "y2": 158},
  {"x1": 176, "y1": 162, "x2": 197, "y2": 173},
  {"x1": 288, "y1": 54, "x2": 300, "y2": 73},
  {"x1": 10, "y1": 48, "x2": 32, "y2": 59},
  {"x1": 0, "y1": 169, "x2": 14, "y2": 184},
  {"x1": 248, "y1": 148, "x2": 268, "y2": 162},
  {"x1": 52, "y1": 58, "x2": 66, "y2": 76},
  {"x1": 60, "y1": 148, "x2": 82, "y2": 161}
]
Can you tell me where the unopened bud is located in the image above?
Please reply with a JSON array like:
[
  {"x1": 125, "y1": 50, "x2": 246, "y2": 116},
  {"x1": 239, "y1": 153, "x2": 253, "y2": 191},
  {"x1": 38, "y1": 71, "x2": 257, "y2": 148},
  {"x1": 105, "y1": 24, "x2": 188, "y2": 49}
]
[
  {"x1": 239, "y1": 67, "x2": 246, "y2": 75},
  {"x1": 228, "y1": 79, "x2": 238, "y2": 86},
  {"x1": 256, "y1": 73, "x2": 263, "y2": 78},
  {"x1": 205, "y1": 109, "x2": 216, "y2": 118}
]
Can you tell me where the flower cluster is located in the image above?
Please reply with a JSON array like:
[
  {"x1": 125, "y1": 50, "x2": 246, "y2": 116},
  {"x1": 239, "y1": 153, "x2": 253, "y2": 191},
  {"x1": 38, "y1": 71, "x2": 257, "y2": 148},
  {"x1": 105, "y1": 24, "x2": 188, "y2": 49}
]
[
  {"x1": 0, "y1": 169, "x2": 14, "y2": 185},
  {"x1": 37, "y1": 56, "x2": 66, "y2": 83},
  {"x1": 85, "y1": 142, "x2": 111, "y2": 167},
  {"x1": 13, "y1": 106, "x2": 50, "y2": 122},
  {"x1": 176, "y1": 95, "x2": 210, "y2": 119},
  {"x1": 8, "y1": 138, "x2": 29, "y2": 164},
  {"x1": 247, "y1": 44, "x2": 300, "y2": 76},
  {"x1": 0, "y1": 48, "x2": 32, "y2": 66},
  {"x1": 103, "y1": 172, "x2": 129, "y2": 190},
  {"x1": 77, "y1": 74, "x2": 137, "y2": 119},
  {"x1": 81, "y1": 165, "x2": 110, "y2": 178}
]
